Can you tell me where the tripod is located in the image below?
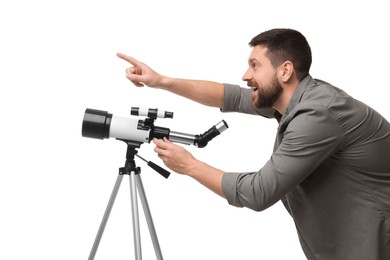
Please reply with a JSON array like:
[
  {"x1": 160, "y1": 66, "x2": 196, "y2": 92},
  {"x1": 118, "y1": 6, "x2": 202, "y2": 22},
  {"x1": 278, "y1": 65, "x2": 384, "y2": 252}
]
[{"x1": 88, "y1": 141, "x2": 167, "y2": 260}]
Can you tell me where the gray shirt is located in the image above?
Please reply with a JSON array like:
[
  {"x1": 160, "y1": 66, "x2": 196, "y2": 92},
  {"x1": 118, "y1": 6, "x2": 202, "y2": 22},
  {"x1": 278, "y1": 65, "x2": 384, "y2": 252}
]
[{"x1": 221, "y1": 75, "x2": 390, "y2": 260}]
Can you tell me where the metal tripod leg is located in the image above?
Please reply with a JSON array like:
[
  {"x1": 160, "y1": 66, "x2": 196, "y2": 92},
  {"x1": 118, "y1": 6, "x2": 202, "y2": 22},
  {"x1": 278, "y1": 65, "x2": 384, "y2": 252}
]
[
  {"x1": 129, "y1": 170, "x2": 142, "y2": 259},
  {"x1": 88, "y1": 174, "x2": 124, "y2": 260},
  {"x1": 135, "y1": 174, "x2": 163, "y2": 260},
  {"x1": 88, "y1": 172, "x2": 164, "y2": 260}
]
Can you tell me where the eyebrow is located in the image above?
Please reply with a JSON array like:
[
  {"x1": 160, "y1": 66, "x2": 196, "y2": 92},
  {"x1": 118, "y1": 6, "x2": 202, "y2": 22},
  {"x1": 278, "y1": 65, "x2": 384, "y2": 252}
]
[{"x1": 248, "y1": 58, "x2": 260, "y2": 65}]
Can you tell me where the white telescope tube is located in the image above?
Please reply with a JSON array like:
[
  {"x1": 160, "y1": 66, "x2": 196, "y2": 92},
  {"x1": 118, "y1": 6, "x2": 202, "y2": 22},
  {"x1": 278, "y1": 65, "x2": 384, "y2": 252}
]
[{"x1": 109, "y1": 116, "x2": 150, "y2": 143}]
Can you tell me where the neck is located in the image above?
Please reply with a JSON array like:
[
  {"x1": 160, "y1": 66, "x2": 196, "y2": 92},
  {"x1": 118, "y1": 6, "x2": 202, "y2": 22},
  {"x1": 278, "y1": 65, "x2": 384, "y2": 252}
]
[{"x1": 273, "y1": 80, "x2": 299, "y2": 115}]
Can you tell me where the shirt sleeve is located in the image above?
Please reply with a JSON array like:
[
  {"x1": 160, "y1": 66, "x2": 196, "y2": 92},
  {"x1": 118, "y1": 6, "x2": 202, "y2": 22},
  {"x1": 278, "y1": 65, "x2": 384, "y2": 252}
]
[
  {"x1": 222, "y1": 104, "x2": 345, "y2": 211},
  {"x1": 221, "y1": 83, "x2": 275, "y2": 118}
]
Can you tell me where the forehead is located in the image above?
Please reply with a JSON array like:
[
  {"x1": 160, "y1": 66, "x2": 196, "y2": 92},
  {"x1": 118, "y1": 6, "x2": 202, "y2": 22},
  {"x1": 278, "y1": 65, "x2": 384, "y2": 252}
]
[{"x1": 248, "y1": 45, "x2": 270, "y2": 63}]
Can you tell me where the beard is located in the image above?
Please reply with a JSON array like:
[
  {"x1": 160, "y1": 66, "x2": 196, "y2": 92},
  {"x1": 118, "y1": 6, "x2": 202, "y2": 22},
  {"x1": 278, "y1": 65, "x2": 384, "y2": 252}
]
[{"x1": 249, "y1": 74, "x2": 283, "y2": 109}]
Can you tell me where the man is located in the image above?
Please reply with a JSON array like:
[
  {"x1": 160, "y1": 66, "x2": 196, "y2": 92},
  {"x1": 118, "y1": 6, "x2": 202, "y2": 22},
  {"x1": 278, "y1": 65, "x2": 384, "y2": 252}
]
[{"x1": 117, "y1": 28, "x2": 390, "y2": 260}]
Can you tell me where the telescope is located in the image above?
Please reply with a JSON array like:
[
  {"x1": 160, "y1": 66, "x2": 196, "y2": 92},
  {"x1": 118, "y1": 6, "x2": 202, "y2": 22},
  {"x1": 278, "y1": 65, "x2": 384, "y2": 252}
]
[
  {"x1": 82, "y1": 107, "x2": 229, "y2": 259},
  {"x1": 82, "y1": 107, "x2": 228, "y2": 148}
]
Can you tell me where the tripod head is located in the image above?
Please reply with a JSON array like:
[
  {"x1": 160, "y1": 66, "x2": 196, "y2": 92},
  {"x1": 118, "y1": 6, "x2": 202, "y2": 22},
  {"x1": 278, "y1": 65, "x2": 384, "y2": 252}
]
[{"x1": 119, "y1": 140, "x2": 171, "y2": 179}]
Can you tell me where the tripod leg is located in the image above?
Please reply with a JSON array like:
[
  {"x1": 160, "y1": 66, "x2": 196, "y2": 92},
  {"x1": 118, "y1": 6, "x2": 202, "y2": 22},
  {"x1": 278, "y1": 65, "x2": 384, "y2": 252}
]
[
  {"x1": 136, "y1": 175, "x2": 164, "y2": 260},
  {"x1": 130, "y1": 172, "x2": 142, "y2": 260},
  {"x1": 89, "y1": 174, "x2": 124, "y2": 260}
]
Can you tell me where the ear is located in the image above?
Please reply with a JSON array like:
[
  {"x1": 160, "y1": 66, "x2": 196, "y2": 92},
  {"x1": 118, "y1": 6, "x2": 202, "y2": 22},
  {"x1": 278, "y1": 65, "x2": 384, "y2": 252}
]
[{"x1": 279, "y1": 61, "x2": 294, "y2": 83}]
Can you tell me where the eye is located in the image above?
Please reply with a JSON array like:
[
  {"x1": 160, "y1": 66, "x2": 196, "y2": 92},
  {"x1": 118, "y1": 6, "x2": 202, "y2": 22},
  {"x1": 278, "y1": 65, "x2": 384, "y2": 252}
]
[{"x1": 252, "y1": 62, "x2": 257, "y2": 69}]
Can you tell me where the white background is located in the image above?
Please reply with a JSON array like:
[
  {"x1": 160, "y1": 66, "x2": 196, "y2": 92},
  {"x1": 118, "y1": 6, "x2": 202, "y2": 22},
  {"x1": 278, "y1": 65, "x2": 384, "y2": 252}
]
[{"x1": 1, "y1": 1, "x2": 389, "y2": 259}]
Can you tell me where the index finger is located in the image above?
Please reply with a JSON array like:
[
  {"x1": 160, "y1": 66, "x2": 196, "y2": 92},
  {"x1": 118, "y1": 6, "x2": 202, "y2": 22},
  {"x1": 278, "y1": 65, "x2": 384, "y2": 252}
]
[
  {"x1": 153, "y1": 138, "x2": 172, "y2": 148},
  {"x1": 116, "y1": 52, "x2": 142, "y2": 66},
  {"x1": 153, "y1": 138, "x2": 166, "y2": 147}
]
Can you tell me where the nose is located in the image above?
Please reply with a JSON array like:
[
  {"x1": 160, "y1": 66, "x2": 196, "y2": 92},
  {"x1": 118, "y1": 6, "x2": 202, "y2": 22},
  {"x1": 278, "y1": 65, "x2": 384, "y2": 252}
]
[{"x1": 242, "y1": 68, "x2": 251, "y2": 82}]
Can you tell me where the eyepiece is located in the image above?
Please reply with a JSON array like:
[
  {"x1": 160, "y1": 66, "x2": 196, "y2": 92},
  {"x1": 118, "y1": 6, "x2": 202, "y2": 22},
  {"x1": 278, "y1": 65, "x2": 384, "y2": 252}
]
[
  {"x1": 82, "y1": 108, "x2": 112, "y2": 139},
  {"x1": 195, "y1": 120, "x2": 229, "y2": 148},
  {"x1": 215, "y1": 120, "x2": 229, "y2": 133}
]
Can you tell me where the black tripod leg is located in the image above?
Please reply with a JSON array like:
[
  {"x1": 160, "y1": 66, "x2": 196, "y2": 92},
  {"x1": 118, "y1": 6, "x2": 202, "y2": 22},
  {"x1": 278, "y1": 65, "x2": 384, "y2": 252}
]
[{"x1": 88, "y1": 174, "x2": 124, "y2": 260}]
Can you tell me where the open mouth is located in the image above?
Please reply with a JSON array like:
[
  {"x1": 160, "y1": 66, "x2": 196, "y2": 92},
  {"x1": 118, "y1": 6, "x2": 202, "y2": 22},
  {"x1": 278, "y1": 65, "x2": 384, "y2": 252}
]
[{"x1": 247, "y1": 81, "x2": 258, "y2": 92}]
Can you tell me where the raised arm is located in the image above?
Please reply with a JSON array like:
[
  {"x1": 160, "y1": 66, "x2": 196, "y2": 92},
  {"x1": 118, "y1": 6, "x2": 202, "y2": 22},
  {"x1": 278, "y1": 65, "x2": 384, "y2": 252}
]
[{"x1": 117, "y1": 53, "x2": 224, "y2": 108}]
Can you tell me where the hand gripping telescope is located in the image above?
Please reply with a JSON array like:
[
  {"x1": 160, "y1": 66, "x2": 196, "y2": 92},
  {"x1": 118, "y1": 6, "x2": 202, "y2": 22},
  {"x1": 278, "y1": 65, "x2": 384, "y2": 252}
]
[{"x1": 82, "y1": 107, "x2": 228, "y2": 148}]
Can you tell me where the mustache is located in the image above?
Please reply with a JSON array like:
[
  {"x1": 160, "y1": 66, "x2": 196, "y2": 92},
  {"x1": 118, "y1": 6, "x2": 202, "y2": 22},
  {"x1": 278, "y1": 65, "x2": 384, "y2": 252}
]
[{"x1": 247, "y1": 80, "x2": 258, "y2": 88}]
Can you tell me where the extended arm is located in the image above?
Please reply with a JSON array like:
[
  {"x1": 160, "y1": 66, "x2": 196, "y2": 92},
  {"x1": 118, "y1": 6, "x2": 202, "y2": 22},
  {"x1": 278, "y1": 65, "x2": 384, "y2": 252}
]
[{"x1": 117, "y1": 53, "x2": 224, "y2": 108}]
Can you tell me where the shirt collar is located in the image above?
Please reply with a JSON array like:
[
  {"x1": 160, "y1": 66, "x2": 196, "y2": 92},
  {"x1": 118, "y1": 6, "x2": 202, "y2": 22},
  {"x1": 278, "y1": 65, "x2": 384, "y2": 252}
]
[{"x1": 283, "y1": 74, "x2": 314, "y2": 116}]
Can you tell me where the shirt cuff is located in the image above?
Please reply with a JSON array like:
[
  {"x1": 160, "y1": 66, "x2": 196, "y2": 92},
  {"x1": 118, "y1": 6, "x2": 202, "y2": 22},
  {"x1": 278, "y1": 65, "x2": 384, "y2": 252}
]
[
  {"x1": 220, "y1": 83, "x2": 241, "y2": 112},
  {"x1": 222, "y1": 172, "x2": 243, "y2": 207}
]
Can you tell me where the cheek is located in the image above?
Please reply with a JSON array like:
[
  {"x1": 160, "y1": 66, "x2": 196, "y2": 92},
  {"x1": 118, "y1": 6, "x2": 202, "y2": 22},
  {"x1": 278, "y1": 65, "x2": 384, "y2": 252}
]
[
  {"x1": 252, "y1": 74, "x2": 265, "y2": 86},
  {"x1": 256, "y1": 70, "x2": 276, "y2": 86}
]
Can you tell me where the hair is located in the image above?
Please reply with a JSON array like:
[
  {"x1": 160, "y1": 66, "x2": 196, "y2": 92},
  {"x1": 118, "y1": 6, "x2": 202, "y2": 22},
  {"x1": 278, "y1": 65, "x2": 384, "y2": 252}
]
[{"x1": 249, "y1": 28, "x2": 312, "y2": 81}]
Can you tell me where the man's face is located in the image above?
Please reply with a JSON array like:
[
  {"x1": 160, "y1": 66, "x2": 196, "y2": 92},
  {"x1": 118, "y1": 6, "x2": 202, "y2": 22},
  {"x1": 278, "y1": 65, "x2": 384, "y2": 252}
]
[{"x1": 242, "y1": 45, "x2": 283, "y2": 109}]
